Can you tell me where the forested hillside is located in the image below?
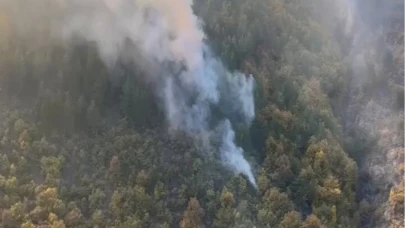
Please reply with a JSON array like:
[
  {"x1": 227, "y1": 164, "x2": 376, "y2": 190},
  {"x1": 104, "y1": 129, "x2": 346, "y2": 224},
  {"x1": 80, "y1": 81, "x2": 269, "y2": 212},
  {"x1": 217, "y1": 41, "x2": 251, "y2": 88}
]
[{"x1": 0, "y1": 0, "x2": 403, "y2": 228}]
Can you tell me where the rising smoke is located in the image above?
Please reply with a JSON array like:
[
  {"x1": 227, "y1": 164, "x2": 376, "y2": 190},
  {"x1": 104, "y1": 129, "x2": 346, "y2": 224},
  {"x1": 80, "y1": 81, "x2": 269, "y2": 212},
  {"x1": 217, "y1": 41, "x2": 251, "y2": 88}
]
[{"x1": 62, "y1": 0, "x2": 257, "y2": 187}]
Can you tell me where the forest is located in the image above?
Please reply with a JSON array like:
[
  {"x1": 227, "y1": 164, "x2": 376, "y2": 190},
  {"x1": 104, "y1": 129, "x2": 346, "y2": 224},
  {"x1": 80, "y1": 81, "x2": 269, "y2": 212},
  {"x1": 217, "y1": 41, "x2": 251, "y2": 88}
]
[{"x1": 0, "y1": 0, "x2": 403, "y2": 227}]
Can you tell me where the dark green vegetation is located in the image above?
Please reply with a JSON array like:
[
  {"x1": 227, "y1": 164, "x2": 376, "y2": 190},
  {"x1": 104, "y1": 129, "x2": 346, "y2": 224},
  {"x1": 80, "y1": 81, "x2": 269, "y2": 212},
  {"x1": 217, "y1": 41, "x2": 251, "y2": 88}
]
[{"x1": 0, "y1": 0, "x2": 403, "y2": 227}]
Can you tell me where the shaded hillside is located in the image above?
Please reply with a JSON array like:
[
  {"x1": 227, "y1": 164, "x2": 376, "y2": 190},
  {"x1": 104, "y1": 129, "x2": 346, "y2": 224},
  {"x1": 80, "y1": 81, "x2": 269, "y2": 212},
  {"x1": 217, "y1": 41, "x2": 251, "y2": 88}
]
[{"x1": 335, "y1": 1, "x2": 404, "y2": 227}]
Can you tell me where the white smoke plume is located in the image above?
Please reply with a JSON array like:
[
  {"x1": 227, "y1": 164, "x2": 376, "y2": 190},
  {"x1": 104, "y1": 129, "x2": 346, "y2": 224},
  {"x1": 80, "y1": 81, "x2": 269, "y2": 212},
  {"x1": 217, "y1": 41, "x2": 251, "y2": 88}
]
[{"x1": 62, "y1": 0, "x2": 257, "y2": 187}]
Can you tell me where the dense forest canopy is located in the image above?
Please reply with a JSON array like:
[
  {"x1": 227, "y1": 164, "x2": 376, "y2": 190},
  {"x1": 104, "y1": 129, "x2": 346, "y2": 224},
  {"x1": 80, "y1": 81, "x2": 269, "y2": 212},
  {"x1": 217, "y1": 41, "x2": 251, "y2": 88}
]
[{"x1": 0, "y1": 0, "x2": 403, "y2": 228}]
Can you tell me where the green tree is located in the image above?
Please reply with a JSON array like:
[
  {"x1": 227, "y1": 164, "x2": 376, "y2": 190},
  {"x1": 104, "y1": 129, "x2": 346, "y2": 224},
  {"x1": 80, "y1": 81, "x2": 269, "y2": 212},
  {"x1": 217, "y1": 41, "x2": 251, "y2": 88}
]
[
  {"x1": 91, "y1": 209, "x2": 104, "y2": 227},
  {"x1": 301, "y1": 215, "x2": 323, "y2": 228},
  {"x1": 214, "y1": 188, "x2": 236, "y2": 228},
  {"x1": 37, "y1": 187, "x2": 58, "y2": 210},
  {"x1": 9, "y1": 202, "x2": 26, "y2": 222},
  {"x1": 279, "y1": 211, "x2": 302, "y2": 228},
  {"x1": 108, "y1": 156, "x2": 120, "y2": 181}
]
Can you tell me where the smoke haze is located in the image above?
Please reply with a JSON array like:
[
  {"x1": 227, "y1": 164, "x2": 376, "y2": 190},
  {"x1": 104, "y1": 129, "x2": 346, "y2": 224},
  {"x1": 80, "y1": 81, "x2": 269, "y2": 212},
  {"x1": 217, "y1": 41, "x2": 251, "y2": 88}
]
[
  {"x1": 60, "y1": 0, "x2": 257, "y2": 187},
  {"x1": 337, "y1": 1, "x2": 404, "y2": 226}
]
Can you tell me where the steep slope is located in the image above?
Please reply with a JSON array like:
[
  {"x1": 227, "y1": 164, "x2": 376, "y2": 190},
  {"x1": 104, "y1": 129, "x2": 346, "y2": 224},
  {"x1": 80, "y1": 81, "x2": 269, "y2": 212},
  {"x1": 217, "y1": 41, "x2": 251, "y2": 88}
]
[{"x1": 337, "y1": 1, "x2": 404, "y2": 227}]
